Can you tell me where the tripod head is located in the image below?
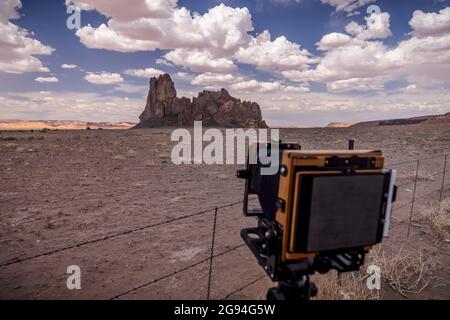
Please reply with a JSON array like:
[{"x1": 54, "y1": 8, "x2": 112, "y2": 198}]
[{"x1": 237, "y1": 141, "x2": 397, "y2": 300}]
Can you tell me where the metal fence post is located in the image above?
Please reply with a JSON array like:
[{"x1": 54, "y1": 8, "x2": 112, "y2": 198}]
[
  {"x1": 438, "y1": 154, "x2": 448, "y2": 209},
  {"x1": 207, "y1": 207, "x2": 218, "y2": 300},
  {"x1": 407, "y1": 160, "x2": 420, "y2": 238}
]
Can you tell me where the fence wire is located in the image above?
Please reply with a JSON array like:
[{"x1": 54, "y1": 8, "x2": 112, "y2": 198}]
[
  {"x1": 0, "y1": 154, "x2": 448, "y2": 299},
  {"x1": 110, "y1": 244, "x2": 246, "y2": 300},
  {"x1": 0, "y1": 200, "x2": 244, "y2": 268}
]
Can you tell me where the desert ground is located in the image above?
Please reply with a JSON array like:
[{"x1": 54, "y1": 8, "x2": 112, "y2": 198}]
[{"x1": 0, "y1": 123, "x2": 449, "y2": 300}]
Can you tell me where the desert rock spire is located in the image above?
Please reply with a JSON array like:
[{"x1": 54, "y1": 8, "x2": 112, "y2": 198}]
[{"x1": 135, "y1": 74, "x2": 267, "y2": 128}]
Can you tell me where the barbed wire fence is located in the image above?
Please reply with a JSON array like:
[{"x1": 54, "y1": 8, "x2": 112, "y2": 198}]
[
  {"x1": 386, "y1": 154, "x2": 449, "y2": 237},
  {"x1": 0, "y1": 154, "x2": 448, "y2": 299}
]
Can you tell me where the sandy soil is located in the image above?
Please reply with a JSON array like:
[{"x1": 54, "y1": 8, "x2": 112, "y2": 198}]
[{"x1": 0, "y1": 123, "x2": 449, "y2": 300}]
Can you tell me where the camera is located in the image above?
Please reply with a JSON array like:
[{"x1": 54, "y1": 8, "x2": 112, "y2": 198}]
[{"x1": 237, "y1": 142, "x2": 397, "y2": 300}]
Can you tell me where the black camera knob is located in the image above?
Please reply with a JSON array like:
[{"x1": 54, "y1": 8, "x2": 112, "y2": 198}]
[{"x1": 236, "y1": 169, "x2": 249, "y2": 179}]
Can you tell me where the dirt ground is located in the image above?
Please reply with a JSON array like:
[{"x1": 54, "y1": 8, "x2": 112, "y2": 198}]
[{"x1": 0, "y1": 123, "x2": 449, "y2": 300}]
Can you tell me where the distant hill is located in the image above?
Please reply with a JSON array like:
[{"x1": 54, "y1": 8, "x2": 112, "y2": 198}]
[
  {"x1": 326, "y1": 122, "x2": 356, "y2": 128},
  {"x1": 352, "y1": 112, "x2": 450, "y2": 127},
  {"x1": 0, "y1": 120, "x2": 135, "y2": 130}
]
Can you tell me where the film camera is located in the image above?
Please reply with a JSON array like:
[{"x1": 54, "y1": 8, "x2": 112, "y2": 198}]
[{"x1": 237, "y1": 141, "x2": 397, "y2": 300}]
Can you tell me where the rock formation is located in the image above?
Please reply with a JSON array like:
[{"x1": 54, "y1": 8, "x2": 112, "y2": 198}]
[{"x1": 134, "y1": 74, "x2": 267, "y2": 128}]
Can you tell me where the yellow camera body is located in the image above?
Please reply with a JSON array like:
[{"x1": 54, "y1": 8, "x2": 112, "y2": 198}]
[
  {"x1": 274, "y1": 150, "x2": 385, "y2": 262},
  {"x1": 238, "y1": 142, "x2": 396, "y2": 288}
]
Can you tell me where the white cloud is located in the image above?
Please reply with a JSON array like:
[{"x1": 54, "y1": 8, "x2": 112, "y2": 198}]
[
  {"x1": 271, "y1": 0, "x2": 302, "y2": 4},
  {"x1": 409, "y1": 7, "x2": 450, "y2": 37},
  {"x1": 0, "y1": 90, "x2": 142, "y2": 122},
  {"x1": 69, "y1": 1, "x2": 322, "y2": 75},
  {"x1": 164, "y1": 49, "x2": 236, "y2": 73},
  {"x1": 392, "y1": 33, "x2": 450, "y2": 86},
  {"x1": 72, "y1": 2, "x2": 253, "y2": 55},
  {"x1": 317, "y1": 32, "x2": 352, "y2": 51},
  {"x1": 124, "y1": 67, "x2": 164, "y2": 78},
  {"x1": 401, "y1": 84, "x2": 418, "y2": 92},
  {"x1": 66, "y1": 0, "x2": 177, "y2": 21},
  {"x1": 75, "y1": 24, "x2": 159, "y2": 53},
  {"x1": 61, "y1": 64, "x2": 78, "y2": 69},
  {"x1": 283, "y1": 8, "x2": 450, "y2": 92},
  {"x1": 73, "y1": 2, "x2": 328, "y2": 74},
  {"x1": 345, "y1": 11, "x2": 391, "y2": 40},
  {"x1": 62, "y1": 0, "x2": 450, "y2": 98},
  {"x1": 271, "y1": 95, "x2": 294, "y2": 102},
  {"x1": 282, "y1": 39, "x2": 399, "y2": 85},
  {"x1": 35, "y1": 76, "x2": 59, "y2": 83},
  {"x1": 173, "y1": 72, "x2": 194, "y2": 80},
  {"x1": 230, "y1": 80, "x2": 284, "y2": 93},
  {"x1": 0, "y1": 0, "x2": 21, "y2": 23},
  {"x1": 0, "y1": 1, "x2": 54, "y2": 74},
  {"x1": 326, "y1": 77, "x2": 384, "y2": 92},
  {"x1": 156, "y1": 58, "x2": 173, "y2": 66},
  {"x1": 321, "y1": 0, "x2": 376, "y2": 13},
  {"x1": 190, "y1": 77, "x2": 310, "y2": 94},
  {"x1": 234, "y1": 30, "x2": 317, "y2": 72},
  {"x1": 284, "y1": 85, "x2": 310, "y2": 93},
  {"x1": 191, "y1": 73, "x2": 237, "y2": 86},
  {"x1": 114, "y1": 83, "x2": 147, "y2": 94},
  {"x1": 84, "y1": 72, "x2": 124, "y2": 85}
]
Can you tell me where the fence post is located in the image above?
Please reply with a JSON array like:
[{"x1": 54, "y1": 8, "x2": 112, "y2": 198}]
[
  {"x1": 407, "y1": 160, "x2": 420, "y2": 238},
  {"x1": 207, "y1": 207, "x2": 218, "y2": 300},
  {"x1": 438, "y1": 154, "x2": 448, "y2": 209}
]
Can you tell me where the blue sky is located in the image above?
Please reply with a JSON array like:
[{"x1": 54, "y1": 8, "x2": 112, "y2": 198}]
[{"x1": 0, "y1": 0, "x2": 449, "y2": 126}]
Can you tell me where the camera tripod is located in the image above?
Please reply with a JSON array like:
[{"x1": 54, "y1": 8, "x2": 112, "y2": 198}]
[{"x1": 266, "y1": 276, "x2": 317, "y2": 300}]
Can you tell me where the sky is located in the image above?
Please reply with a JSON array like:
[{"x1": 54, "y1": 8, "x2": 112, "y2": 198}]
[{"x1": 0, "y1": 0, "x2": 449, "y2": 127}]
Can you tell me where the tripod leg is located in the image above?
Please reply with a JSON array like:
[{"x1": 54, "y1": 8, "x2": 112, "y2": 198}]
[{"x1": 266, "y1": 276, "x2": 318, "y2": 300}]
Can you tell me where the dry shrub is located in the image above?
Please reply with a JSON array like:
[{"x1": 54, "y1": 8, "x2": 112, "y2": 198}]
[
  {"x1": 369, "y1": 246, "x2": 438, "y2": 298},
  {"x1": 311, "y1": 247, "x2": 438, "y2": 300},
  {"x1": 416, "y1": 197, "x2": 450, "y2": 243},
  {"x1": 312, "y1": 270, "x2": 379, "y2": 300}
]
